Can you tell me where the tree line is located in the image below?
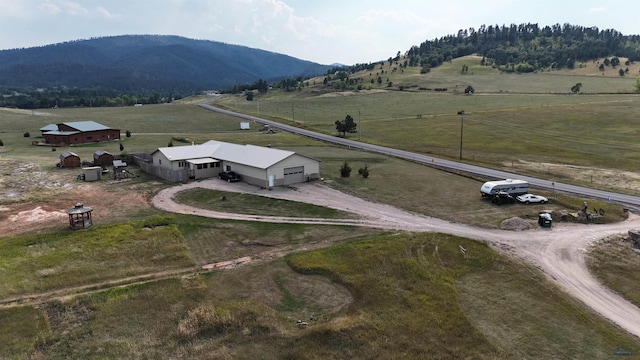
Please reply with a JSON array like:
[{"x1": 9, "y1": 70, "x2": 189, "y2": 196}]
[{"x1": 0, "y1": 87, "x2": 181, "y2": 109}]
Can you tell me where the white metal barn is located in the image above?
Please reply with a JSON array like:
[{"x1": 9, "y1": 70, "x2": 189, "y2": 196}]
[{"x1": 150, "y1": 140, "x2": 320, "y2": 187}]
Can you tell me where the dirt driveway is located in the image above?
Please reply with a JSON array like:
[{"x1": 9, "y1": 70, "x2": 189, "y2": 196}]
[{"x1": 153, "y1": 179, "x2": 640, "y2": 339}]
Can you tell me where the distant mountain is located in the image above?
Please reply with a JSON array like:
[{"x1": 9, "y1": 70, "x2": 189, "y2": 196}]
[{"x1": 0, "y1": 35, "x2": 332, "y2": 93}]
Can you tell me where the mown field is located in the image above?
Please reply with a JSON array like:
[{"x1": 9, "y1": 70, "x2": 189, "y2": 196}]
[{"x1": 1, "y1": 57, "x2": 640, "y2": 358}]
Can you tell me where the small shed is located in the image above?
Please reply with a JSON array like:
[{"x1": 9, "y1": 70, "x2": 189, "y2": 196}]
[
  {"x1": 240, "y1": 122, "x2": 250, "y2": 130},
  {"x1": 82, "y1": 166, "x2": 102, "y2": 181},
  {"x1": 66, "y1": 203, "x2": 93, "y2": 229},
  {"x1": 93, "y1": 150, "x2": 114, "y2": 167},
  {"x1": 59, "y1": 151, "x2": 81, "y2": 168}
]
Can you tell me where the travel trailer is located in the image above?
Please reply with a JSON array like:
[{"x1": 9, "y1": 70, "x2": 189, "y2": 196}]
[{"x1": 480, "y1": 179, "x2": 529, "y2": 197}]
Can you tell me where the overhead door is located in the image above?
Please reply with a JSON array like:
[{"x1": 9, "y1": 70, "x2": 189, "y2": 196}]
[{"x1": 283, "y1": 166, "x2": 304, "y2": 185}]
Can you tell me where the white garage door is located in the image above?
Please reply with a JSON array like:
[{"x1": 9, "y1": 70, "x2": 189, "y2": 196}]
[{"x1": 283, "y1": 166, "x2": 304, "y2": 185}]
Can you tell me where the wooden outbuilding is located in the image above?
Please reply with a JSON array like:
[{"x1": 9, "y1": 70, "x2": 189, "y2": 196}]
[
  {"x1": 59, "y1": 151, "x2": 81, "y2": 168},
  {"x1": 93, "y1": 150, "x2": 114, "y2": 167}
]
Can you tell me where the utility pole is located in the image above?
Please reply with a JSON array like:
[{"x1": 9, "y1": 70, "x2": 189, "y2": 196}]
[
  {"x1": 457, "y1": 110, "x2": 465, "y2": 160},
  {"x1": 358, "y1": 108, "x2": 361, "y2": 140}
]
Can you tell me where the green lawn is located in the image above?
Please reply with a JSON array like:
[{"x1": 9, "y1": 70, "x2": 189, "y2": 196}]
[{"x1": 174, "y1": 188, "x2": 356, "y2": 219}]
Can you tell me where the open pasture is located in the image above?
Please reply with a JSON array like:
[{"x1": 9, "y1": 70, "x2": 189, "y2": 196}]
[{"x1": 214, "y1": 65, "x2": 640, "y2": 192}]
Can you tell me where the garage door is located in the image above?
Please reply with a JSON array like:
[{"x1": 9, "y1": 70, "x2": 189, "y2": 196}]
[{"x1": 283, "y1": 166, "x2": 304, "y2": 185}]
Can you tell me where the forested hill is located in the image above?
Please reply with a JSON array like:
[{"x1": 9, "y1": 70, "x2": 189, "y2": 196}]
[
  {"x1": 0, "y1": 35, "x2": 331, "y2": 93},
  {"x1": 340, "y1": 23, "x2": 640, "y2": 75},
  {"x1": 408, "y1": 23, "x2": 640, "y2": 72}
]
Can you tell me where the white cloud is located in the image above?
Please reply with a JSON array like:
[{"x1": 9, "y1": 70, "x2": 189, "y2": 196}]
[
  {"x1": 60, "y1": 0, "x2": 88, "y2": 15},
  {"x1": 588, "y1": 7, "x2": 607, "y2": 13},
  {"x1": 39, "y1": 1, "x2": 62, "y2": 14},
  {"x1": 96, "y1": 6, "x2": 120, "y2": 19}
]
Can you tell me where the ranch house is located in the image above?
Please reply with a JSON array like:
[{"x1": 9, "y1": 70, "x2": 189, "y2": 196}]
[
  {"x1": 40, "y1": 121, "x2": 121, "y2": 146},
  {"x1": 149, "y1": 140, "x2": 320, "y2": 187}
]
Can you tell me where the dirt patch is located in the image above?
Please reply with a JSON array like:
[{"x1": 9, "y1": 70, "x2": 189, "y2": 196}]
[
  {"x1": 317, "y1": 89, "x2": 389, "y2": 97},
  {"x1": 0, "y1": 107, "x2": 56, "y2": 116},
  {"x1": 0, "y1": 162, "x2": 152, "y2": 236}
]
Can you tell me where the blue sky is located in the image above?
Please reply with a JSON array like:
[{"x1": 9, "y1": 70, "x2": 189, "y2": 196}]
[{"x1": 1, "y1": 0, "x2": 639, "y2": 65}]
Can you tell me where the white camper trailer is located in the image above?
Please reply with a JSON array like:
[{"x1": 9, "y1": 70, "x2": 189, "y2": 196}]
[{"x1": 480, "y1": 179, "x2": 529, "y2": 197}]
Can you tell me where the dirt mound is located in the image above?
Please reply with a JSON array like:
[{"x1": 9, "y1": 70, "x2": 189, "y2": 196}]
[{"x1": 500, "y1": 217, "x2": 535, "y2": 231}]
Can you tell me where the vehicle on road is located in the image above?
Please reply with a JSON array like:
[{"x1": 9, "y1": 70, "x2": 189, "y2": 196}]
[
  {"x1": 218, "y1": 171, "x2": 241, "y2": 182},
  {"x1": 491, "y1": 191, "x2": 515, "y2": 205},
  {"x1": 516, "y1": 193, "x2": 548, "y2": 204}
]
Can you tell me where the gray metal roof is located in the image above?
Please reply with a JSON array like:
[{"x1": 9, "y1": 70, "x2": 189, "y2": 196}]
[
  {"x1": 60, "y1": 151, "x2": 79, "y2": 159},
  {"x1": 187, "y1": 157, "x2": 218, "y2": 165},
  {"x1": 39, "y1": 124, "x2": 58, "y2": 132},
  {"x1": 40, "y1": 121, "x2": 115, "y2": 133},
  {"x1": 94, "y1": 150, "x2": 112, "y2": 157},
  {"x1": 44, "y1": 130, "x2": 80, "y2": 136},
  {"x1": 64, "y1": 121, "x2": 111, "y2": 131},
  {"x1": 154, "y1": 140, "x2": 299, "y2": 169}
]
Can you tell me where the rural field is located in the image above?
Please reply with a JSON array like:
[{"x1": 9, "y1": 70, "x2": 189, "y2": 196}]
[{"x1": 1, "y1": 58, "x2": 640, "y2": 358}]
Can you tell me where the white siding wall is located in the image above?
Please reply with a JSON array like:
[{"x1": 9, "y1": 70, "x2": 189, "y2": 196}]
[
  {"x1": 270, "y1": 154, "x2": 320, "y2": 183},
  {"x1": 223, "y1": 162, "x2": 268, "y2": 187}
]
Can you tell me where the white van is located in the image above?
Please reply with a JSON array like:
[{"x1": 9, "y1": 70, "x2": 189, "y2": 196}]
[{"x1": 480, "y1": 179, "x2": 528, "y2": 197}]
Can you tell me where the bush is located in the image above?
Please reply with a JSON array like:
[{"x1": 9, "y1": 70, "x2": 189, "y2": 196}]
[
  {"x1": 125, "y1": 130, "x2": 131, "y2": 138},
  {"x1": 358, "y1": 164, "x2": 370, "y2": 178},
  {"x1": 340, "y1": 161, "x2": 352, "y2": 177},
  {"x1": 23, "y1": 132, "x2": 30, "y2": 137},
  {"x1": 119, "y1": 143, "x2": 124, "y2": 151}
]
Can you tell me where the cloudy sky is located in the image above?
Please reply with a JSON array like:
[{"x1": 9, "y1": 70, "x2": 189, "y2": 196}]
[{"x1": 1, "y1": 0, "x2": 638, "y2": 65}]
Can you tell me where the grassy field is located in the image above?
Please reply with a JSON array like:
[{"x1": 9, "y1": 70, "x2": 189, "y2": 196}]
[
  {"x1": 174, "y1": 188, "x2": 356, "y2": 219},
  {"x1": 2, "y1": 59, "x2": 640, "y2": 358},
  {"x1": 212, "y1": 56, "x2": 640, "y2": 192},
  {"x1": 0, "y1": 216, "x2": 193, "y2": 298},
  {"x1": 3, "y1": 232, "x2": 639, "y2": 358},
  {"x1": 587, "y1": 236, "x2": 640, "y2": 309}
]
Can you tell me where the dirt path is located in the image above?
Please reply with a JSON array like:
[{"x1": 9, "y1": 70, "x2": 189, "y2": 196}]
[{"x1": 153, "y1": 179, "x2": 640, "y2": 339}]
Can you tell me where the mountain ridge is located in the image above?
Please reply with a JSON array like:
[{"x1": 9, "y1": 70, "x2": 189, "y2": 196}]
[{"x1": 0, "y1": 35, "x2": 332, "y2": 93}]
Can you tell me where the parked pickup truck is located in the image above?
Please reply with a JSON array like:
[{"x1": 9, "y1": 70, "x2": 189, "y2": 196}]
[{"x1": 218, "y1": 171, "x2": 241, "y2": 182}]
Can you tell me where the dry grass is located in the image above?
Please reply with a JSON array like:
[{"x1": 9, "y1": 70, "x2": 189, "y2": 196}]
[{"x1": 587, "y1": 236, "x2": 640, "y2": 308}]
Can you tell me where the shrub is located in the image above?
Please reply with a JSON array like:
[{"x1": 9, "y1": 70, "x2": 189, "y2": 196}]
[
  {"x1": 23, "y1": 132, "x2": 30, "y2": 137},
  {"x1": 125, "y1": 130, "x2": 131, "y2": 138},
  {"x1": 119, "y1": 143, "x2": 124, "y2": 151},
  {"x1": 358, "y1": 164, "x2": 370, "y2": 178},
  {"x1": 340, "y1": 161, "x2": 351, "y2": 177},
  {"x1": 0, "y1": 139, "x2": 3, "y2": 146}
]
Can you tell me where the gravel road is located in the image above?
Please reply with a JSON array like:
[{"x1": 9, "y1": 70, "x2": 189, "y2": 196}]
[{"x1": 152, "y1": 179, "x2": 640, "y2": 339}]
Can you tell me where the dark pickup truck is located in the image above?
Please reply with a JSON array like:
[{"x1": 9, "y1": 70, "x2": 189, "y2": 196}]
[{"x1": 218, "y1": 171, "x2": 241, "y2": 182}]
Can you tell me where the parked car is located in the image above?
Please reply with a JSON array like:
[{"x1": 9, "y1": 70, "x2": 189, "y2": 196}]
[
  {"x1": 491, "y1": 191, "x2": 515, "y2": 205},
  {"x1": 516, "y1": 193, "x2": 548, "y2": 204},
  {"x1": 218, "y1": 171, "x2": 240, "y2": 182}
]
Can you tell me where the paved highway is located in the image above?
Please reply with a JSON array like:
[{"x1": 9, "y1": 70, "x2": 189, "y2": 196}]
[{"x1": 199, "y1": 103, "x2": 640, "y2": 210}]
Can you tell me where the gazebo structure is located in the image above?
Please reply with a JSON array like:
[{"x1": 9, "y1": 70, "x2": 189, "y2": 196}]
[{"x1": 66, "y1": 203, "x2": 93, "y2": 229}]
